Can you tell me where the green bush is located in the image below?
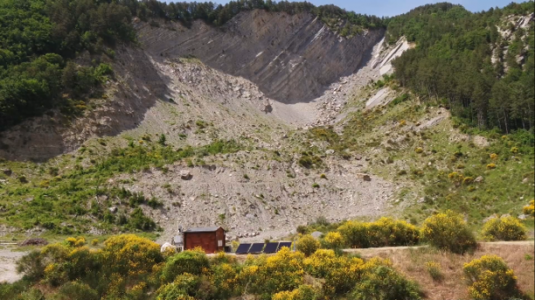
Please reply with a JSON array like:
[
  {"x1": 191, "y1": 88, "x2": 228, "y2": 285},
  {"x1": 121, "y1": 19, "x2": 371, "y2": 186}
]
[
  {"x1": 425, "y1": 262, "x2": 443, "y2": 282},
  {"x1": 18, "y1": 287, "x2": 45, "y2": 300},
  {"x1": 16, "y1": 251, "x2": 45, "y2": 281},
  {"x1": 420, "y1": 210, "x2": 476, "y2": 254},
  {"x1": 55, "y1": 281, "x2": 99, "y2": 300},
  {"x1": 295, "y1": 235, "x2": 319, "y2": 256},
  {"x1": 298, "y1": 154, "x2": 322, "y2": 169},
  {"x1": 156, "y1": 273, "x2": 201, "y2": 299},
  {"x1": 482, "y1": 216, "x2": 527, "y2": 241},
  {"x1": 161, "y1": 250, "x2": 209, "y2": 282},
  {"x1": 128, "y1": 208, "x2": 156, "y2": 231},
  {"x1": 352, "y1": 265, "x2": 422, "y2": 300},
  {"x1": 463, "y1": 255, "x2": 523, "y2": 300}
]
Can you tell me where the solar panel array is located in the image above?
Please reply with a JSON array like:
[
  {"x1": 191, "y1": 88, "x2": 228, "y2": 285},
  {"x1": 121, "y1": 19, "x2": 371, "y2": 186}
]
[
  {"x1": 234, "y1": 242, "x2": 293, "y2": 254},
  {"x1": 277, "y1": 242, "x2": 292, "y2": 251},
  {"x1": 249, "y1": 243, "x2": 265, "y2": 254},
  {"x1": 263, "y1": 243, "x2": 279, "y2": 254},
  {"x1": 235, "y1": 243, "x2": 251, "y2": 254}
]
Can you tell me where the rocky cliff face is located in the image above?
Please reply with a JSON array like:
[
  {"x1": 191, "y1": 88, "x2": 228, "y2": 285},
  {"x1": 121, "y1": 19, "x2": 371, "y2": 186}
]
[{"x1": 138, "y1": 10, "x2": 384, "y2": 103}]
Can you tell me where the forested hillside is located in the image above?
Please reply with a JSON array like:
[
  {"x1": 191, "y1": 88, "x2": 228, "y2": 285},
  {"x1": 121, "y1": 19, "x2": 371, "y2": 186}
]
[
  {"x1": 0, "y1": 0, "x2": 134, "y2": 130},
  {"x1": 388, "y1": 2, "x2": 534, "y2": 135}
]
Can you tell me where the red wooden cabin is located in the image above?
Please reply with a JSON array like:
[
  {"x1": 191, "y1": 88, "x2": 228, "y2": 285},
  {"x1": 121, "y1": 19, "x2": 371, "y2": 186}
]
[{"x1": 183, "y1": 227, "x2": 225, "y2": 254}]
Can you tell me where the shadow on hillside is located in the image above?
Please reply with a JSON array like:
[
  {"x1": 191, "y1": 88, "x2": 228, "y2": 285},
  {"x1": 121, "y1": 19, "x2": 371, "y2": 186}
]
[{"x1": 0, "y1": 46, "x2": 175, "y2": 162}]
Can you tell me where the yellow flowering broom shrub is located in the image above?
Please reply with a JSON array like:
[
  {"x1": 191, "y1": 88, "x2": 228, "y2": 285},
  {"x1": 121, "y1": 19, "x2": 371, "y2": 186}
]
[
  {"x1": 337, "y1": 218, "x2": 419, "y2": 248},
  {"x1": 482, "y1": 216, "x2": 527, "y2": 241},
  {"x1": 523, "y1": 200, "x2": 534, "y2": 217},
  {"x1": 463, "y1": 255, "x2": 523, "y2": 300},
  {"x1": 304, "y1": 249, "x2": 364, "y2": 294},
  {"x1": 271, "y1": 285, "x2": 323, "y2": 300},
  {"x1": 324, "y1": 232, "x2": 344, "y2": 249},
  {"x1": 208, "y1": 253, "x2": 240, "y2": 299},
  {"x1": 101, "y1": 234, "x2": 163, "y2": 277},
  {"x1": 65, "y1": 236, "x2": 86, "y2": 247},
  {"x1": 12, "y1": 233, "x2": 436, "y2": 300},
  {"x1": 366, "y1": 217, "x2": 420, "y2": 247},
  {"x1": 421, "y1": 210, "x2": 476, "y2": 254},
  {"x1": 236, "y1": 247, "x2": 305, "y2": 298},
  {"x1": 295, "y1": 235, "x2": 320, "y2": 256},
  {"x1": 337, "y1": 221, "x2": 369, "y2": 248},
  {"x1": 66, "y1": 246, "x2": 100, "y2": 281},
  {"x1": 486, "y1": 163, "x2": 496, "y2": 170}
]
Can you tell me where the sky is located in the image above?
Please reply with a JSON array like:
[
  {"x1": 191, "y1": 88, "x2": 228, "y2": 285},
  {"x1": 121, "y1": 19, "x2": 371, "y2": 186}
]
[{"x1": 184, "y1": 0, "x2": 525, "y2": 17}]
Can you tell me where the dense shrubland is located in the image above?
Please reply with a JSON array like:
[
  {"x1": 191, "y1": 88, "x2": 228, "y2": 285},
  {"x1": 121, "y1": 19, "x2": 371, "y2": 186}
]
[
  {"x1": 1, "y1": 234, "x2": 423, "y2": 300},
  {"x1": 2, "y1": 232, "x2": 528, "y2": 299},
  {"x1": 388, "y1": 2, "x2": 535, "y2": 134}
]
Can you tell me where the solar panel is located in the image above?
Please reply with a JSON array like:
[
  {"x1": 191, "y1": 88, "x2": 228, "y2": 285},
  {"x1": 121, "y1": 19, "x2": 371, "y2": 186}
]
[
  {"x1": 248, "y1": 243, "x2": 265, "y2": 254},
  {"x1": 263, "y1": 242, "x2": 279, "y2": 254},
  {"x1": 277, "y1": 242, "x2": 292, "y2": 252},
  {"x1": 235, "y1": 243, "x2": 251, "y2": 255}
]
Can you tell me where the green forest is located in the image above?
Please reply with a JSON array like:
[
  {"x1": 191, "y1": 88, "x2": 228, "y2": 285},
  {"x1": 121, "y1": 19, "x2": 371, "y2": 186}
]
[
  {"x1": 388, "y1": 2, "x2": 535, "y2": 135},
  {"x1": 0, "y1": 0, "x2": 134, "y2": 130}
]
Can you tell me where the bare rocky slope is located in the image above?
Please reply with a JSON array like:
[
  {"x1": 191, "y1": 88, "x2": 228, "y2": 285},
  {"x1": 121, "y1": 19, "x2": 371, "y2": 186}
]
[{"x1": 0, "y1": 10, "x2": 412, "y2": 242}]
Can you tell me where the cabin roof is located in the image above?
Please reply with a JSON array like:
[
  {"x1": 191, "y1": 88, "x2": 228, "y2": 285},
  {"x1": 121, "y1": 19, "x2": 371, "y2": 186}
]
[{"x1": 183, "y1": 226, "x2": 222, "y2": 233}]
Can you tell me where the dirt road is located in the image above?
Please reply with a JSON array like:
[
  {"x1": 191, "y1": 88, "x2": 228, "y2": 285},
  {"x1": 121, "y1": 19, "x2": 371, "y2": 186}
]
[{"x1": 0, "y1": 247, "x2": 27, "y2": 283}]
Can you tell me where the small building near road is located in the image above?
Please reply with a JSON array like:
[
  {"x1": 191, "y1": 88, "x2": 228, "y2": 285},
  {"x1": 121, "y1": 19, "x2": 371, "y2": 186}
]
[{"x1": 183, "y1": 227, "x2": 225, "y2": 254}]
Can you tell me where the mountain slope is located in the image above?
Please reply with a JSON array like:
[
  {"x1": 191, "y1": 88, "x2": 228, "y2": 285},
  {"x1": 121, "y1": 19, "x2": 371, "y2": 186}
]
[{"x1": 0, "y1": 1, "x2": 533, "y2": 246}]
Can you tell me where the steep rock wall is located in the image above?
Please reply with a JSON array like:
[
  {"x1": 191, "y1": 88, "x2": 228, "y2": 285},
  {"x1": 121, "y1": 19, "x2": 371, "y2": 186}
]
[{"x1": 138, "y1": 10, "x2": 384, "y2": 103}]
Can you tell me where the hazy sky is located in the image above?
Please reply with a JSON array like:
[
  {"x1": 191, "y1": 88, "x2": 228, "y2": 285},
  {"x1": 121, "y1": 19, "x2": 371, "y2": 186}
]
[{"x1": 174, "y1": 0, "x2": 524, "y2": 17}]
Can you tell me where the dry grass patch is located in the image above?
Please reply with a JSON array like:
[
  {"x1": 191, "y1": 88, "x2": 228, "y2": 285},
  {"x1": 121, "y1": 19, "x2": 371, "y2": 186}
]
[{"x1": 351, "y1": 242, "x2": 534, "y2": 300}]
